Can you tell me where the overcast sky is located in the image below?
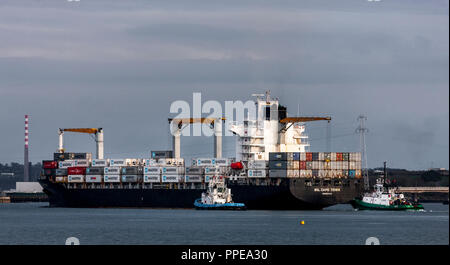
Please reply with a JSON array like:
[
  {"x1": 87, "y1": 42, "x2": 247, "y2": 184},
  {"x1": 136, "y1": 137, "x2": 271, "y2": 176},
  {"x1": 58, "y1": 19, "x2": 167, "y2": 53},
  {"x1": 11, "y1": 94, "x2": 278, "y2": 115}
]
[{"x1": 0, "y1": 0, "x2": 448, "y2": 170}]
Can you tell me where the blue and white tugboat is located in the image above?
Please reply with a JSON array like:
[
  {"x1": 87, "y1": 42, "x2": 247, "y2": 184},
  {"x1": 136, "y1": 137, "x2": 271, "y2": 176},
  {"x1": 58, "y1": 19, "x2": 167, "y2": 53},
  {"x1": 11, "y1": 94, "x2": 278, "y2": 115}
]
[{"x1": 194, "y1": 176, "x2": 246, "y2": 210}]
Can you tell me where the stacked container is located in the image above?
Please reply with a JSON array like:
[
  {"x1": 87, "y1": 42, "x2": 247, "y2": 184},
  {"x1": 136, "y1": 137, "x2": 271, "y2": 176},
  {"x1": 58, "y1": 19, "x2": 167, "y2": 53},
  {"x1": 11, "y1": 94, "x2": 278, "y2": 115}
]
[
  {"x1": 144, "y1": 166, "x2": 161, "y2": 183},
  {"x1": 185, "y1": 166, "x2": 204, "y2": 183},
  {"x1": 104, "y1": 166, "x2": 121, "y2": 183},
  {"x1": 247, "y1": 160, "x2": 268, "y2": 178},
  {"x1": 269, "y1": 153, "x2": 287, "y2": 178}
]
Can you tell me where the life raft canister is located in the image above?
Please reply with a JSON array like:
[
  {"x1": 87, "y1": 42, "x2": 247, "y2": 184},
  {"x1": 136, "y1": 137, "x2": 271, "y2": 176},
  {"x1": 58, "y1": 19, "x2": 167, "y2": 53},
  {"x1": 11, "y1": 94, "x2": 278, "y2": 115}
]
[{"x1": 230, "y1": 162, "x2": 244, "y2": 170}]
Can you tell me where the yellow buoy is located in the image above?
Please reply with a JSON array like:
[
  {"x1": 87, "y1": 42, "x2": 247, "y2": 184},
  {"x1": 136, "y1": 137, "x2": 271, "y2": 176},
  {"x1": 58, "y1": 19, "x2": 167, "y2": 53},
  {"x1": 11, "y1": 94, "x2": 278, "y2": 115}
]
[{"x1": 300, "y1": 220, "x2": 305, "y2": 225}]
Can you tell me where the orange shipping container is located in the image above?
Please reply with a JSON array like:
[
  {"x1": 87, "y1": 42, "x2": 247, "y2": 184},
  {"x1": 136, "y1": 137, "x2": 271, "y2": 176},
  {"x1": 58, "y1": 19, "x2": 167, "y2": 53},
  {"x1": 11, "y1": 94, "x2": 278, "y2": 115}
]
[{"x1": 306, "y1": 152, "x2": 313, "y2": 161}]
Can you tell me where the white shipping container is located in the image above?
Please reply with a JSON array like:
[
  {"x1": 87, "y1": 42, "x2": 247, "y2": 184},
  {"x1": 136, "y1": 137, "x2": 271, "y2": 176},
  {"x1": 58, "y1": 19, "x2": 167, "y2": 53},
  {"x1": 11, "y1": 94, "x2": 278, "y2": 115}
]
[
  {"x1": 214, "y1": 158, "x2": 230, "y2": 166},
  {"x1": 162, "y1": 166, "x2": 184, "y2": 174},
  {"x1": 342, "y1": 161, "x2": 348, "y2": 170},
  {"x1": 248, "y1": 169, "x2": 267, "y2": 178},
  {"x1": 331, "y1": 152, "x2": 337, "y2": 161},
  {"x1": 312, "y1": 161, "x2": 320, "y2": 170},
  {"x1": 144, "y1": 167, "x2": 161, "y2": 174},
  {"x1": 104, "y1": 167, "x2": 121, "y2": 174},
  {"x1": 92, "y1": 159, "x2": 109, "y2": 167},
  {"x1": 300, "y1": 152, "x2": 306, "y2": 161},
  {"x1": 68, "y1": 175, "x2": 84, "y2": 183},
  {"x1": 319, "y1": 152, "x2": 325, "y2": 161},
  {"x1": 287, "y1": 170, "x2": 300, "y2": 178},
  {"x1": 184, "y1": 175, "x2": 203, "y2": 183},
  {"x1": 86, "y1": 175, "x2": 102, "y2": 183},
  {"x1": 104, "y1": 175, "x2": 121, "y2": 183},
  {"x1": 319, "y1": 170, "x2": 328, "y2": 178},
  {"x1": 204, "y1": 167, "x2": 220, "y2": 174},
  {"x1": 144, "y1": 175, "x2": 160, "y2": 183},
  {"x1": 58, "y1": 160, "x2": 75, "y2": 168},
  {"x1": 204, "y1": 175, "x2": 215, "y2": 183},
  {"x1": 330, "y1": 161, "x2": 336, "y2": 170},
  {"x1": 161, "y1": 175, "x2": 181, "y2": 183},
  {"x1": 193, "y1": 158, "x2": 215, "y2": 166},
  {"x1": 74, "y1": 159, "x2": 90, "y2": 167},
  {"x1": 300, "y1": 170, "x2": 312, "y2": 178},
  {"x1": 319, "y1": 162, "x2": 325, "y2": 170},
  {"x1": 109, "y1": 159, "x2": 127, "y2": 166},
  {"x1": 247, "y1": 160, "x2": 268, "y2": 169},
  {"x1": 121, "y1": 175, "x2": 140, "y2": 183}
]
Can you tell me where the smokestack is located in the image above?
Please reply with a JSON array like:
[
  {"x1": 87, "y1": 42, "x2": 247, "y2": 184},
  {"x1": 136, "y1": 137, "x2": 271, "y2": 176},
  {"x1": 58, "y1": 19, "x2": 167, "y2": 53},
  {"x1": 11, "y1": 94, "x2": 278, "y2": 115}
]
[{"x1": 24, "y1": 115, "x2": 29, "y2": 182}]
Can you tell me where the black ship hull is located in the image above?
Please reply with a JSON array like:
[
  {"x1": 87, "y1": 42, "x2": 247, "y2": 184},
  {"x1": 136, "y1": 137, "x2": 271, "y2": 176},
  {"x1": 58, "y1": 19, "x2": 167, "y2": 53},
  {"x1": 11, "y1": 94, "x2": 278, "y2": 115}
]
[{"x1": 39, "y1": 178, "x2": 363, "y2": 210}]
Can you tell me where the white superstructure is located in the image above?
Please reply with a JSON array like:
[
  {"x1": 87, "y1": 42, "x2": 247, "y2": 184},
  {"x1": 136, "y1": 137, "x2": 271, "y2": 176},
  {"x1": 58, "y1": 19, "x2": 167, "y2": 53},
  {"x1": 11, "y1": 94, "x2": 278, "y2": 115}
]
[{"x1": 229, "y1": 91, "x2": 310, "y2": 162}]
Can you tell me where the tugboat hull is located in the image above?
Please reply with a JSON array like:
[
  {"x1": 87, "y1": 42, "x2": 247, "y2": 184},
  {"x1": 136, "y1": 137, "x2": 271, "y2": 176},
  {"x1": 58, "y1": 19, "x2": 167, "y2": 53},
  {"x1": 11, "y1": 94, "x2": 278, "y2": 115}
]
[{"x1": 351, "y1": 198, "x2": 424, "y2": 211}]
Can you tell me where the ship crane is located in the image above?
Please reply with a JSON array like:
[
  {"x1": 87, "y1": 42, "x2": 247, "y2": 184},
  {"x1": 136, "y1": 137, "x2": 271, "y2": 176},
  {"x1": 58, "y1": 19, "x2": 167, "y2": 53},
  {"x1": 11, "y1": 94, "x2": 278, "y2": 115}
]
[
  {"x1": 279, "y1": 116, "x2": 331, "y2": 133},
  {"x1": 168, "y1": 118, "x2": 225, "y2": 159},
  {"x1": 58, "y1": 128, "x2": 104, "y2": 159}
]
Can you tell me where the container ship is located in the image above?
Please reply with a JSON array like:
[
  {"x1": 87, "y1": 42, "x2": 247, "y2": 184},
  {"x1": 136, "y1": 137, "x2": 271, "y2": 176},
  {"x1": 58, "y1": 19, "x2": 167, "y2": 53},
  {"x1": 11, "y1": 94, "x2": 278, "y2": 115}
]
[{"x1": 39, "y1": 92, "x2": 364, "y2": 210}]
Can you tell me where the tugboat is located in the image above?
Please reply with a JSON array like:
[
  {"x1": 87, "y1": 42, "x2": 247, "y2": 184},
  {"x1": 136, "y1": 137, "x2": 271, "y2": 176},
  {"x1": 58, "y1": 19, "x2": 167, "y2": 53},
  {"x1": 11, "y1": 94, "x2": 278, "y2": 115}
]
[
  {"x1": 194, "y1": 176, "x2": 246, "y2": 210},
  {"x1": 351, "y1": 162, "x2": 424, "y2": 211}
]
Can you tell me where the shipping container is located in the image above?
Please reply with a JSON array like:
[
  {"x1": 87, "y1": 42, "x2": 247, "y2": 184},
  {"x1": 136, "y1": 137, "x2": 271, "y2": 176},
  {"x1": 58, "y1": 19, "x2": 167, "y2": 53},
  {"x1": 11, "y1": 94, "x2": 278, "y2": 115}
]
[
  {"x1": 299, "y1": 161, "x2": 307, "y2": 170},
  {"x1": 144, "y1": 159, "x2": 158, "y2": 166},
  {"x1": 121, "y1": 175, "x2": 141, "y2": 183},
  {"x1": 342, "y1": 153, "x2": 349, "y2": 161},
  {"x1": 269, "y1": 169, "x2": 287, "y2": 178},
  {"x1": 67, "y1": 167, "x2": 86, "y2": 175},
  {"x1": 74, "y1": 160, "x2": 90, "y2": 167},
  {"x1": 144, "y1": 167, "x2": 161, "y2": 174},
  {"x1": 293, "y1": 152, "x2": 300, "y2": 161},
  {"x1": 144, "y1": 175, "x2": 160, "y2": 183},
  {"x1": 319, "y1": 170, "x2": 328, "y2": 178},
  {"x1": 55, "y1": 168, "x2": 67, "y2": 176},
  {"x1": 312, "y1": 161, "x2": 320, "y2": 170},
  {"x1": 193, "y1": 158, "x2": 215, "y2": 166},
  {"x1": 86, "y1": 175, "x2": 102, "y2": 183},
  {"x1": 204, "y1": 167, "x2": 220, "y2": 174},
  {"x1": 286, "y1": 152, "x2": 294, "y2": 161},
  {"x1": 336, "y1": 153, "x2": 343, "y2": 161},
  {"x1": 91, "y1": 159, "x2": 109, "y2": 167},
  {"x1": 104, "y1": 167, "x2": 121, "y2": 174},
  {"x1": 312, "y1": 152, "x2": 319, "y2": 161},
  {"x1": 122, "y1": 166, "x2": 144, "y2": 175},
  {"x1": 300, "y1": 170, "x2": 312, "y2": 178},
  {"x1": 269, "y1": 152, "x2": 287, "y2": 161},
  {"x1": 184, "y1": 175, "x2": 203, "y2": 182},
  {"x1": 151, "y1": 150, "x2": 173, "y2": 159},
  {"x1": 42, "y1": 168, "x2": 56, "y2": 176},
  {"x1": 86, "y1": 167, "x2": 104, "y2": 175},
  {"x1": 300, "y1": 152, "x2": 306, "y2": 161},
  {"x1": 342, "y1": 161, "x2": 348, "y2": 170},
  {"x1": 163, "y1": 158, "x2": 185, "y2": 166},
  {"x1": 324, "y1": 152, "x2": 331, "y2": 161},
  {"x1": 312, "y1": 170, "x2": 319, "y2": 177},
  {"x1": 58, "y1": 160, "x2": 75, "y2": 168},
  {"x1": 319, "y1": 152, "x2": 325, "y2": 161},
  {"x1": 324, "y1": 161, "x2": 331, "y2": 170},
  {"x1": 348, "y1": 170, "x2": 356, "y2": 178},
  {"x1": 68, "y1": 175, "x2": 84, "y2": 183},
  {"x1": 104, "y1": 175, "x2": 121, "y2": 183},
  {"x1": 248, "y1": 169, "x2": 267, "y2": 178},
  {"x1": 269, "y1": 160, "x2": 287, "y2": 170},
  {"x1": 247, "y1": 160, "x2": 268, "y2": 169},
  {"x1": 331, "y1": 152, "x2": 337, "y2": 161},
  {"x1": 306, "y1": 152, "x2": 313, "y2": 161},
  {"x1": 287, "y1": 170, "x2": 300, "y2": 178},
  {"x1": 109, "y1": 159, "x2": 132, "y2": 166},
  {"x1": 185, "y1": 167, "x2": 203, "y2": 174},
  {"x1": 215, "y1": 158, "x2": 231, "y2": 166},
  {"x1": 55, "y1": 176, "x2": 67, "y2": 183},
  {"x1": 355, "y1": 170, "x2": 362, "y2": 178},
  {"x1": 161, "y1": 175, "x2": 180, "y2": 183},
  {"x1": 287, "y1": 161, "x2": 299, "y2": 170},
  {"x1": 306, "y1": 161, "x2": 313, "y2": 170},
  {"x1": 162, "y1": 166, "x2": 184, "y2": 174},
  {"x1": 43, "y1": 160, "x2": 58, "y2": 169}
]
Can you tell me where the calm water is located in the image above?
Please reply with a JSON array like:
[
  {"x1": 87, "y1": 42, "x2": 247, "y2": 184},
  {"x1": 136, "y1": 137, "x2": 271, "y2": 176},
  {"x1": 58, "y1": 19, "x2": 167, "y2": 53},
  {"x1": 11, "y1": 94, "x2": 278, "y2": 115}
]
[{"x1": 0, "y1": 203, "x2": 447, "y2": 245}]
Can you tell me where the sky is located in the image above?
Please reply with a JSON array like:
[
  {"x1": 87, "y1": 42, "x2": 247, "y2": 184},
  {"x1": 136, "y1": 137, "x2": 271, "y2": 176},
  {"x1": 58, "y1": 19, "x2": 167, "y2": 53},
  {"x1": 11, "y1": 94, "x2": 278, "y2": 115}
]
[{"x1": 0, "y1": 0, "x2": 448, "y2": 170}]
